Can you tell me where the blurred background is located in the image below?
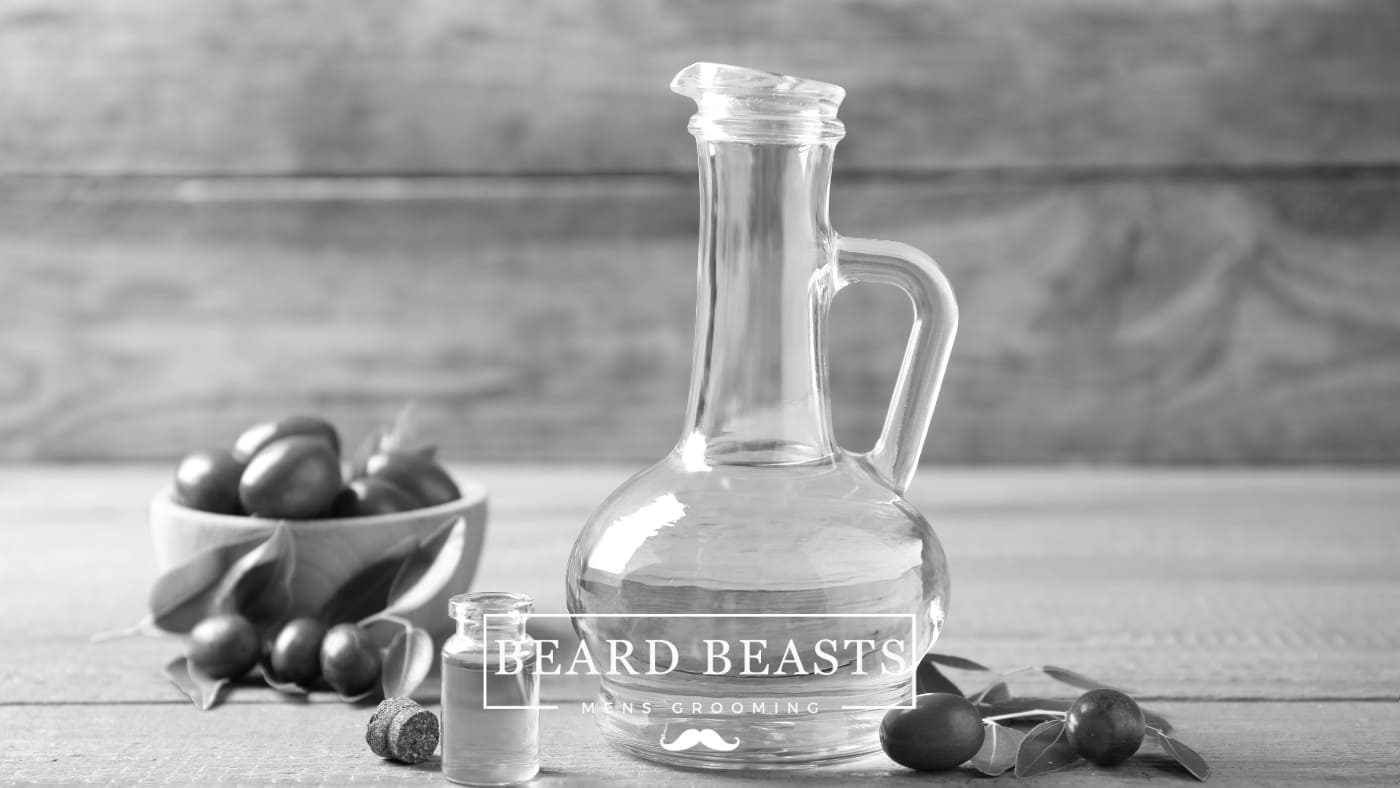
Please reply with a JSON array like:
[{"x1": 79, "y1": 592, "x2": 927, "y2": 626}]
[{"x1": 2, "y1": 0, "x2": 1397, "y2": 464}]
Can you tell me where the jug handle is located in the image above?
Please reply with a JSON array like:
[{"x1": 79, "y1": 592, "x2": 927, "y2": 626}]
[{"x1": 834, "y1": 236, "x2": 958, "y2": 494}]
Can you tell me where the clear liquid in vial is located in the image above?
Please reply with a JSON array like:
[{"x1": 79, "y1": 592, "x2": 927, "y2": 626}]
[{"x1": 441, "y1": 650, "x2": 540, "y2": 786}]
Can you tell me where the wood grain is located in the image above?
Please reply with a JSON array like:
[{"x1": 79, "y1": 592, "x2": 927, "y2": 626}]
[
  {"x1": 2, "y1": 1, "x2": 1399, "y2": 174},
  {"x1": 3, "y1": 176, "x2": 1398, "y2": 462},
  {"x1": 2, "y1": 464, "x2": 1397, "y2": 784},
  {"x1": 3, "y1": 701, "x2": 1398, "y2": 785},
  {"x1": 2, "y1": 465, "x2": 1397, "y2": 705}
]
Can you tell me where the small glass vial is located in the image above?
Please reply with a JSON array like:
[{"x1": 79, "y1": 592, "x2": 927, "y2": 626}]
[{"x1": 442, "y1": 592, "x2": 540, "y2": 786}]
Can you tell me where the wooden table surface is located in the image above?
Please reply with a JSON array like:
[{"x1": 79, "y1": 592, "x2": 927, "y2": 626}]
[{"x1": 2, "y1": 464, "x2": 1397, "y2": 786}]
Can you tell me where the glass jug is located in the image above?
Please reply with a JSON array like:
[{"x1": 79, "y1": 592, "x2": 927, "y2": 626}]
[{"x1": 565, "y1": 63, "x2": 958, "y2": 768}]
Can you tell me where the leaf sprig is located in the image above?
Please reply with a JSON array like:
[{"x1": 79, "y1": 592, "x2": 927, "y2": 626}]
[
  {"x1": 145, "y1": 523, "x2": 296, "y2": 636},
  {"x1": 1015, "y1": 719, "x2": 1079, "y2": 778},
  {"x1": 110, "y1": 513, "x2": 465, "y2": 710},
  {"x1": 917, "y1": 653, "x2": 1210, "y2": 781},
  {"x1": 968, "y1": 718, "x2": 1025, "y2": 776},
  {"x1": 163, "y1": 656, "x2": 229, "y2": 711},
  {"x1": 345, "y1": 401, "x2": 437, "y2": 480}
]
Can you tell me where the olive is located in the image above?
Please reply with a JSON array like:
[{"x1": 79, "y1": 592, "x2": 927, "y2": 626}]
[
  {"x1": 173, "y1": 449, "x2": 243, "y2": 514},
  {"x1": 365, "y1": 451, "x2": 460, "y2": 507},
  {"x1": 1065, "y1": 688, "x2": 1145, "y2": 765},
  {"x1": 320, "y1": 624, "x2": 382, "y2": 697},
  {"x1": 232, "y1": 416, "x2": 340, "y2": 464},
  {"x1": 238, "y1": 436, "x2": 342, "y2": 519},
  {"x1": 269, "y1": 617, "x2": 328, "y2": 688},
  {"x1": 330, "y1": 477, "x2": 420, "y2": 518},
  {"x1": 187, "y1": 614, "x2": 261, "y2": 680},
  {"x1": 881, "y1": 692, "x2": 985, "y2": 771}
]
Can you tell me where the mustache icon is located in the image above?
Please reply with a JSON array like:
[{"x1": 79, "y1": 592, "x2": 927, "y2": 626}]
[{"x1": 658, "y1": 728, "x2": 742, "y2": 752}]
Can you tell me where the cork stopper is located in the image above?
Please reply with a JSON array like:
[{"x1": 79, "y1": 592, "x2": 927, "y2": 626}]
[{"x1": 367, "y1": 697, "x2": 440, "y2": 764}]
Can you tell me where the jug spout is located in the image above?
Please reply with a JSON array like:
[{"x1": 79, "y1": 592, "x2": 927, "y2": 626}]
[
  {"x1": 671, "y1": 62, "x2": 846, "y2": 144},
  {"x1": 671, "y1": 63, "x2": 846, "y2": 107}
]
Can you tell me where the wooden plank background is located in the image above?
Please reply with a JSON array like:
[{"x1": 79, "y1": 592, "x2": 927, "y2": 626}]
[
  {"x1": 5, "y1": 0, "x2": 1400, "y2": 173},
  {"x1": 2, "y1": 0, "x2": 1398, "y2": 462}
]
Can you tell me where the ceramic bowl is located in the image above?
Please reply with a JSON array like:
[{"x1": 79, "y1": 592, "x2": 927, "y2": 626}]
[{"x1": 150, "y1": 481, "x2": 488, "y2": 639}]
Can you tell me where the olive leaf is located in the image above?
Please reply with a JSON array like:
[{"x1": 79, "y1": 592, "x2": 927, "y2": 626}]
[
  {"x1": 346, "y1": 424, "x2": 388, "y2": 480},
  {"x1": 1040, "y1": 664, "x2": 1125, "y2": 693},
  {"x1": 1150, "y1": 726, "x2": 1211, "y2": 782},
  {"x1": 379, "y1": 401, "x2": 422, "y2": 453},
  {"x1": 257, "y1": 663, "x2": 310, "y2": 697},
  {"x1": 320, "y1": 535, "x2": 420, "y2": 625},
  {"x1": 346, "y1": 402, "x2": 433, "y2": 479},
  {"x1": 915, "y1": 655, "x2": 963, "y2": 696},
  {"x1": 91, "y1": 616, "x2": 162, "y2": 642},
  {"x1": 211, "y1": 524, "x2": 296, "y2": 635},
  {"x1": 148, "y1": 529, "x2": 280, "y2": 634},
  {"x1": 968, "y1": 721, "x2": 1025, "y2": 776},
  {"x1": 1146, "y1": 707, "x2": 1176, "y2": 733},
  {"x1": 163, "y1": 656, "x2": 229, "y2": 711},
  {"x1": 371, "y1": 517, "x2": 467, "y2": 621},
  {"x1": 979, "y1": 696, "x2": 1173, "y2": 732},
  {"x1": 339, "y1": 687, "x2": 381, "y2": 704},
  {"x1": 970, "y1": 681, "x2": 1012, "y2": 704},
  {"x1": 361, "y1": 616, "x2": 409, "y2": 652},
  {"x1": 1014, "y1": 719, "x2": 1082, "y2": 778},
  {"x1": 925, "y1": 653, "x2": 993, "y2": 672},
  {"x1": 382, "y1": 623, "x2": 434, "y2": 699}
]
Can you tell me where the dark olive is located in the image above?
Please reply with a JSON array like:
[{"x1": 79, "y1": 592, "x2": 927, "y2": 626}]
[
  {"x1": 330, "y1": 477, "x2": 420, "y2": 518},
  {"x1": 232, "y1": 416, "x2": 340, "y2": 464},
  {"x1": 365, "y1": 451, "x2": 460, "y2": 507},
  {"x1": 238, "y1": 436, "x2": 342, "y2": 519},
  {"x1": 1065, "y1": 688, "x2": 1145, "y2": 765},
  {"x1": 187, "y1": 614, "x2": 261, "y2": 680},
  {"x1": 320, "y1": 624, "x2": 382, "y2": 697},
  {"x1": 880, "y1": 692, "x2": 985, "y2": 772},
  {"x1": 269, "y1": 617, "x2": 328, "y2": 688},
  {"x1": 173, "y1": 449, "x2": 243, "y2": 514}
]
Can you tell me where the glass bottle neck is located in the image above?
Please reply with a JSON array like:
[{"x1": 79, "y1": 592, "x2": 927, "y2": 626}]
[
  {"x1": 679, "y1": 139, "x2": 838, "y2": 467},
  {"x1": 455, "y1": 618, "x2": 528, "y2": 643},
  {"x1": 448, "y1": 591, "x2": 532, "y2": 649}
]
